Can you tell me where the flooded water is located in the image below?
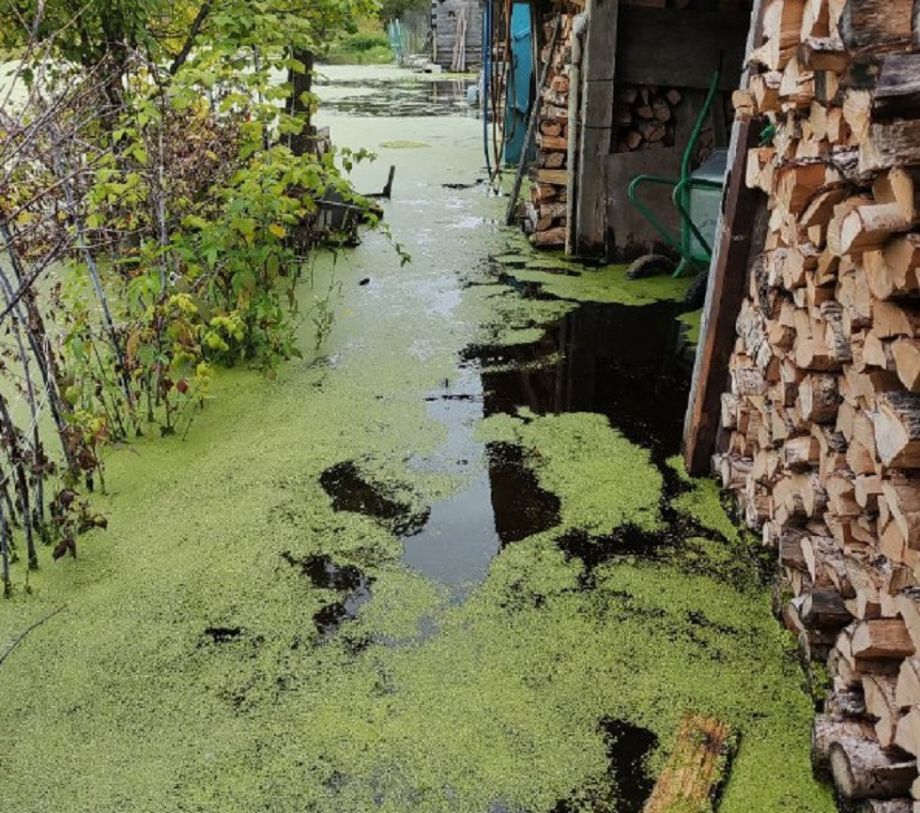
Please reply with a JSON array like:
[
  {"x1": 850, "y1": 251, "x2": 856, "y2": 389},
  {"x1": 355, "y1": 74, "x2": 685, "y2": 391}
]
[
  {"x1": 280, "y1": 550, "x2": 374, "y2": 639},
  {"x1": 0, "y1": 63, "x2": 834, "y2": 813},
  {"x1": 401, "y1": 372, "x2": 561, "y2": 594},
  {"x1": 315, "y1": 73, "x2": 478, "y2": 118},
  {"x1": 470, "y1": 299, "x2": 693, "y2": 465},
  {"x1": 318, "y1": 293, "x2": 696, "y2": 597}
]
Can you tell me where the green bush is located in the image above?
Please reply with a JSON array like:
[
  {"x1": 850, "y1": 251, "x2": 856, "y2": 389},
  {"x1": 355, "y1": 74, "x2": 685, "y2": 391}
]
[{"x1": 343, "y1": 32, "x2": 390, "y2": 51}]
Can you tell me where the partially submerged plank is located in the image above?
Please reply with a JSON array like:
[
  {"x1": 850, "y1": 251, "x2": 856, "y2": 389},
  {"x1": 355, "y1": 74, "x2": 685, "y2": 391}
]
[{"x1": 643, "y1": 714, "x2": 735, "y2": 813}]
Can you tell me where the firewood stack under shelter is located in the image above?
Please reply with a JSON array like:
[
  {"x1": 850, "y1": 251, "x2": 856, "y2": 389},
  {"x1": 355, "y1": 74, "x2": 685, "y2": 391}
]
[
  {"x1": 526, "y1": 14, "x2": 574, "y2": 248},
  {"x1": 715, "y1": 0, "x2": 920, "y2": 806}
]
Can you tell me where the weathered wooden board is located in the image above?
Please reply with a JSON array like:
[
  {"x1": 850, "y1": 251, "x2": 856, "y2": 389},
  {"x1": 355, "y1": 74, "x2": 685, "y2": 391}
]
[
  {"x1": 643, "y1": 714, "x2": 735, "y2": 813},
  {"x1": 606, "y1": 146, "x2": 683, "y2": 260},
  {"x1": 683, "y1": 0, "x2": 766, "y2": 475},
  {"x1": 432, "y1": 0, "x2": 483, "y2": 69},
  {"x1": 575, "y1": 0, "x2": 619, "y2": 258}
]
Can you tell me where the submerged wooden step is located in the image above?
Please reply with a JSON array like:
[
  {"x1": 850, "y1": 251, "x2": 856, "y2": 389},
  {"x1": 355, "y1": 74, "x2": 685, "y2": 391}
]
[{"x1": 643, "y1": 714, "x2": 735, "y2": 813}]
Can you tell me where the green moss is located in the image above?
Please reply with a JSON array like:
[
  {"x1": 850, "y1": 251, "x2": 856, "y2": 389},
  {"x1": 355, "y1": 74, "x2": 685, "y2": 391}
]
[
  {"x1": 506, "y1": 262, "x2": 692, "y2": 306},
  {"x1": 0, "y1": 68, "x2": 833, "y2": 813},
  {"x1": 667, "y1": 456, "x2": 739, "y2": 545},
  {"x1": 379, "y1": 140, "x2": 430, "y2": 149},
  {"x1": 479, "y1": 411, "x2": 663, "y2": 533},
  {"x1": 678, "y1": 308, "x2": 703, "y2": 346}
]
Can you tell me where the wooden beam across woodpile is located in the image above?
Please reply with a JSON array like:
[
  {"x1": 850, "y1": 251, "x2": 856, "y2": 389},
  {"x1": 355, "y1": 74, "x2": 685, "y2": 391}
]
[
  {"x1": 526, "y1": 15, "x2": 574, "y2": 248},
  {"x1": 718, "y1": 0, "x2": 920, "y2": 807}
]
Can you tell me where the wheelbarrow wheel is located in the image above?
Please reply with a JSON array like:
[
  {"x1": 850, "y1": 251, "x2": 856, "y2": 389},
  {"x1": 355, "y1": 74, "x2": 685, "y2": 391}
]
[
  {"x1": 626, "y1": 254, "x2": 675, "y2": 280},
  {"x1": 684, "y1": 270, "x2": 709, "y2": 310}
]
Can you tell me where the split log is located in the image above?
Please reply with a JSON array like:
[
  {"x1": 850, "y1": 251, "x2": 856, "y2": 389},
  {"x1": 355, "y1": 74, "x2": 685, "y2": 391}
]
[
  {"x1": 896, "y1": 656, "x2": 920, "y2": 709},
  {"x1": 802, "y1": 588, "x2": 853, "y2": 628},
  {"x1": 851, "y1": 619, "x2": 915, "y2": 660},
  {"x1": 799, "y1": 373, "x2": 841, "y2": 423},
  {"x1": 873, "y1": 393, "x2": 920, "y2": 469},
  {"x1": 838, "y1": 0, "x2": 915, "y2": 57},
  {"x1": 884, "y1": 482, "x2": 920, "y2": 549},
  {"x1": 813, "y1": 714, "x2": 876, "y2": 772},
  {"x1": 892, "y1": 340, "x2": 920, "y2": 392},
  {"x1": 829, "y1": 738, "x2": 916, "y2": 801}
]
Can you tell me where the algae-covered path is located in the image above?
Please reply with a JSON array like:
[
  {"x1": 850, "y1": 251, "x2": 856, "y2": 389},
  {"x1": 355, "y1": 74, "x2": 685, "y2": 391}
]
[{"x1": 0, "y1": 66, "x2": 833, "y2": 812}]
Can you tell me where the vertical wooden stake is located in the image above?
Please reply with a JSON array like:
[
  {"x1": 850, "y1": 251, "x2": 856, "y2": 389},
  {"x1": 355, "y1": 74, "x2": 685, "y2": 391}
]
[{"x1": 574, "y1": 0, "x2": 619, "y2": 258}]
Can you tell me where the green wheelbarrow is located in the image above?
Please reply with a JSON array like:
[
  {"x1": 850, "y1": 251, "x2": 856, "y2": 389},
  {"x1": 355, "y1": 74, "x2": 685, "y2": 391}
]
[{"x1": 626, "y1": 67, "x2": 727, "y2": 309}]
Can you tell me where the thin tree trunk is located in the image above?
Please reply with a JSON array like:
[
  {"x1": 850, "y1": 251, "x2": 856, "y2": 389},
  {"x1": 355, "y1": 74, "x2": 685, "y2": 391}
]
[
  {"x1": 0, "y1": 396, "x2": 35, "y2": 569},
  {"x1": 0, "y1": 270, "x2": 46, "y2": 539},
  {"x1": 0, "y1": 223, "x2": 79, "y2": 477},
  {"x1": 48, "y1": 136, "x2": 136, "y2": 418},
  {"x1": 0, "y1": 479, "x2": 10, "y2": 597},
  {"x1": 288, "y1": 47, "x2": 315, "y2": 157}
]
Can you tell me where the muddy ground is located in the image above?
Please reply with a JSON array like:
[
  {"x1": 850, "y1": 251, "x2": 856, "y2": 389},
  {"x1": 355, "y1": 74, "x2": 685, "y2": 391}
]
[{"x1": 0, "y1": 65, "x2": 835, "y2": 812}]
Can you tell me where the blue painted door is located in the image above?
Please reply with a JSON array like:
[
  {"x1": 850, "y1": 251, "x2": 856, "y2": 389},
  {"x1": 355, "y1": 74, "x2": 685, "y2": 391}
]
[{"x1": 503, "y1": 2, "x2": 533, "y2": 166}]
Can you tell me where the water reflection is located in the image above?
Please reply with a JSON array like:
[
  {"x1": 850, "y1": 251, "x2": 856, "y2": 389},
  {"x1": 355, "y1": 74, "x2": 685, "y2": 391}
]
[{"x1": 315, "y1": 77, "x2": 477, "y2": 118}]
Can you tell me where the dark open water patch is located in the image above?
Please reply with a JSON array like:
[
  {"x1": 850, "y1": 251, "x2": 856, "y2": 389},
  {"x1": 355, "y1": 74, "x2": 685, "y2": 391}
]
[
  {"x1": 202, "y1": 626, "x2": 243, "y2": 644},
  {"x1": 320, "y1": 461, "x2": 429, "y2": 536},
  {"x1": 281, "y1": 550, "x2": 374, "y2": 639},
  {"x1": 400, "y1": 442, "x2": 560, "y2": 592},
  {"x1": 315, "y1": 77, "x2": 475, "y2": 118},
  {"x1": 549, "y1": 718, "x2": 658, "y2": 813},
  {"x1": 486, "y1": 442, "x2": 560, "y2": 544},
  {"x1": 459, "y1": 297, "x2": 766, "y2": 586},
  {"x1": 465, "y1": 300, "x2": 693, "y2": 467},
  {"x1": 603, "y1": 719, "x2": 659, "y2": 813}
]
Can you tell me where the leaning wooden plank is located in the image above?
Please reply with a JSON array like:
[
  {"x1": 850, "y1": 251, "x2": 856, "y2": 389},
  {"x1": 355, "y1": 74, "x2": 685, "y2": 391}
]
[
  {"x1": 643, "y1": 714, "x2": 735, "y2": 813},
  {"x1": 683, "y1": 0, "x2": 769, "y2": 475}
]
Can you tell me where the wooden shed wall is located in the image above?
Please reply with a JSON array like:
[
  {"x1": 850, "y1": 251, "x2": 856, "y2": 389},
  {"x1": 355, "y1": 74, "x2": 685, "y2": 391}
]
[{"x1": 432, "y1": 0, "x2": 484, "y2": 69}]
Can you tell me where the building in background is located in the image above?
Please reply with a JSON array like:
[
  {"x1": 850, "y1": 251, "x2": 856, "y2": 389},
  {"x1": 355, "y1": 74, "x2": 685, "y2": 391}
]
[{"x1": 431, "y1": 0, "x2": 484, "y2": 71}]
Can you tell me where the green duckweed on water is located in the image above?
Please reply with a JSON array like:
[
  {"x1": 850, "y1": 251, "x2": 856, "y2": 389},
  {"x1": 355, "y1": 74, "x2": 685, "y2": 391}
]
[
  {"x1": 0, "y1": 66, "x2": 833, "y2": 812},
  {"x1": 479, "y1": 411, "x2": 663, "y2": 534},
  {"x1": 678, "y1": 308, "x2": 703, "y2": 346},
  {"x1": 493, "y1": 232, "x2": 692, "y2": 307},
  {"x1": 506, "y1": 262, "x2": 692, "y2": 307},
  {"x1": 379, "y1": 140, "x2": 431, "y2": 149}
]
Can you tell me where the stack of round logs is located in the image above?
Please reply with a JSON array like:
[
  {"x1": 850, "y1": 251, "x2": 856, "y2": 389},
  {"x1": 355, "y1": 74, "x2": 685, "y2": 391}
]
[
  {"x1": 719, "y1": 0, "x2": 920, "y2": 809},
  {"x1": 613, "y1": 84, "x2": 682, "y2": 152},
  {"x1": 526, "y1": 14, "x2": 574, "y2": 248}
]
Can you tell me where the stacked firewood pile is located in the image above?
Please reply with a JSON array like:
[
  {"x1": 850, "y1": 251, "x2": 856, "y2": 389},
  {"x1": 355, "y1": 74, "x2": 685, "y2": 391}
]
[
  {"x1": 525, "y1": 15, "x2": 574, "y2": 248},
  {"x1": 613, "y1": 85, "x2": 681, "y2": 153},
  {"x1": 720, "y1": 1, "x2": 920, "y2": 806}
]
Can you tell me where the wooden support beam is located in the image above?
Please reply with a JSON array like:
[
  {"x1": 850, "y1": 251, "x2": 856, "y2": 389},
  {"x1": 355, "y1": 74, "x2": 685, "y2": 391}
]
[
  {"x1": 683, "y1": 0, "x2": 769, "y2": 476},
  {"x1": 574, "y1": 0, "x2": 618, "y2": 258},
  {"x1": 615, "y1": 7, "x2": 751, "y2": 91}
]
